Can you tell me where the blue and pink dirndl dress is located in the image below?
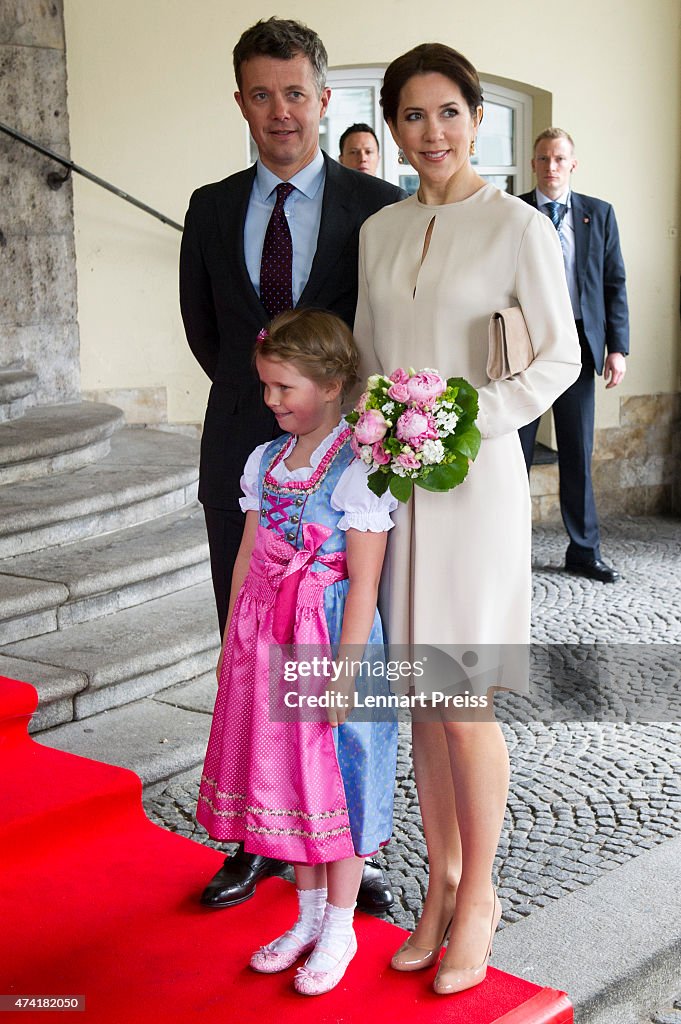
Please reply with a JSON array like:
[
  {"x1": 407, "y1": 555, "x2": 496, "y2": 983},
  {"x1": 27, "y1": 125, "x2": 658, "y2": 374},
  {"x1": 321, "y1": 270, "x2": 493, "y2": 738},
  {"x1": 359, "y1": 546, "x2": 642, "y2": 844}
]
[{"x1": 197, "y1": 424, "x2": 398, "y2": 864}]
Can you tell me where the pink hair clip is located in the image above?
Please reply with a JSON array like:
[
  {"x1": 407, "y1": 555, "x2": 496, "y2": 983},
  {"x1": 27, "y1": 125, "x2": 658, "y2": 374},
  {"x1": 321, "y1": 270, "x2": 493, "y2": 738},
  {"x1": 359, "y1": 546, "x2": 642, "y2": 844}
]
[{"x1": 256, "y1": 328, "x2": 269, "y2": 345}]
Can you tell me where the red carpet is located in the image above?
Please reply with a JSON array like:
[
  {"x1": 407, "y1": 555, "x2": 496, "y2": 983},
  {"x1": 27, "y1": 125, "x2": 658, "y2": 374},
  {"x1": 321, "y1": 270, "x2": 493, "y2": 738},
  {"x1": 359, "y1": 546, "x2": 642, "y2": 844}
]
[{"x1": 0, "y1": 675, "x2": 572, "y2": 1022}]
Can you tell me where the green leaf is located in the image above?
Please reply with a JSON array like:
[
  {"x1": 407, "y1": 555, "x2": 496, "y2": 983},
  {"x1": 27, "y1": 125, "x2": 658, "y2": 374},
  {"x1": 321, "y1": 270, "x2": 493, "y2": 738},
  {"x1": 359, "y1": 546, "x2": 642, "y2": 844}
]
[
  {"x1": 417, "y1": 458, "x2": 469, "y2": 492},
  {"x1": 367, "y1": 471, "x2": 390, "y2": 497},
  {"x1": 443, "y1": 432, "x2": 462, "y2": 454},
  {"x1": 447, "y1": 377, "x2": 479, "y2": 419},
  {"x1": 389, "y1": 474, "x2": 414, "y2": 503},
  {"x1": 455, "y1": 425, "x2": 481, "y2": 461}
]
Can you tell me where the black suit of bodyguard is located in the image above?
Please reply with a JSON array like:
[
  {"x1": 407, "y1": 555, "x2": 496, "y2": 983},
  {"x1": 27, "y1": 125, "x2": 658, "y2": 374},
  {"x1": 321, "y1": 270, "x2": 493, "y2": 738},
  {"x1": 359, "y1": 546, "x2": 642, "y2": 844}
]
[
  {"x1": 517, "y1": 131, "x2": 629, "y2": 580},
  {"x1": 180, "y1": 154, "x2": 403, "y2": 633}
]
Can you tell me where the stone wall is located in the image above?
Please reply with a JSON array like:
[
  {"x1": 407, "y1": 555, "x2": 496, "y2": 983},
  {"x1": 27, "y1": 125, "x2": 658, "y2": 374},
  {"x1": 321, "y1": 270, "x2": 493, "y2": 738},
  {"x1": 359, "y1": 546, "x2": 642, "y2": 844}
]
[
  {"x1": 0, "y1": 0, "x2": 80, "y2": 403},
  {"x1": 531, "y1": 392, "x2": 681, "y2": 522}
]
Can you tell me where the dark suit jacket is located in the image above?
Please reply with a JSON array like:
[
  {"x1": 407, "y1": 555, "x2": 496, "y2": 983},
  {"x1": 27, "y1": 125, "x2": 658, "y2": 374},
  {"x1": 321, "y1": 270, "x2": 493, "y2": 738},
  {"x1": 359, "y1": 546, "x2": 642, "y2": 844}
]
[
  {"x1": 519, "y1": 190, "x2": 629, "y2": 374},
  {"x1": 180, "y1": 154, "x2": 404, "y2": 508}
]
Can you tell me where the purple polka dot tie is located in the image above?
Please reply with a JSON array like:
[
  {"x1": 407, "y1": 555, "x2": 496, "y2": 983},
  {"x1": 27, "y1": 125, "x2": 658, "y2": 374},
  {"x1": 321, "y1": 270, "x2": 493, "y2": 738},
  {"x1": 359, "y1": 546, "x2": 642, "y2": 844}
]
[{"x1": 260, "y1": 182, "x2": 295, "y2": 318}]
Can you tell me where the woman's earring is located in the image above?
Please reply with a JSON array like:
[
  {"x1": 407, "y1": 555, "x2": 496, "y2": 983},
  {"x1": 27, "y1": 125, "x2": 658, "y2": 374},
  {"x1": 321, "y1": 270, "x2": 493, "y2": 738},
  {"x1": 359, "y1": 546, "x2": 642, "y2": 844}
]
[{"x1": 469, "y1": 138, "x2": 476, "y2": 156}]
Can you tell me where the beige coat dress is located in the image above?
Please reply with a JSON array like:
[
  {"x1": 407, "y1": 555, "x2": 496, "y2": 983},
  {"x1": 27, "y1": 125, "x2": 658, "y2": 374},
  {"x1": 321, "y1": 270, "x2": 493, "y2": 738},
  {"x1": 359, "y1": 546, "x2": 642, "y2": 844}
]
[{"x1": 354, "y1": 184, "x2": 581, "y2": 695}]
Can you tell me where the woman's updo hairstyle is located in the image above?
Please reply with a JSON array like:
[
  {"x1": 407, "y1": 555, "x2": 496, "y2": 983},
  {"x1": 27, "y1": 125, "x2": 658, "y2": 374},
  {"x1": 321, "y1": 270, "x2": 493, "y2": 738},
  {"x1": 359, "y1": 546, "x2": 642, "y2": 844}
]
[
  {"x1": 381, "y1": 43, "x2": 483, "y2": 124},
  {"x1": 256, "y1": 308, "x2": 360, "y2": 399}
]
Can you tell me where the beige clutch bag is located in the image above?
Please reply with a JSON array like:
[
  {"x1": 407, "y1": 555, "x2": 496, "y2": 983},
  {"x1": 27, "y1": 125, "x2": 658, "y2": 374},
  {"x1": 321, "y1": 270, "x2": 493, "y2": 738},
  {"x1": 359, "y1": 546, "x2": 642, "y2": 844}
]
[{"x1": 487, "y1": 307, "x2": 534, "y2": 381}]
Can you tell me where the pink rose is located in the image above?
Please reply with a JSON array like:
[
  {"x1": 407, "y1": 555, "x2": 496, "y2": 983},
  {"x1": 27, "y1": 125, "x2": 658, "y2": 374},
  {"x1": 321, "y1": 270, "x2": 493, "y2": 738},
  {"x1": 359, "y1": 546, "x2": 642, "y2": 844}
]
[
  {"x1": 388, "y1": 382, "x2": 410, "y2": 403},
  {"x1": 355, "y1": 391, "x2": 369, "y2": 413},
  {"x1": 371, "y1": 441, "x2": 391, "y2": 465},
  {"x1": 397, "y1": 451, "x2": 420, "y2": 470},
  {"x1": 406, "y1": 371, "x2": 447, "y2": 404},
  {"x1": 354, "y1": 408, "x2": 389, "y2": 445},
  {"x1": 395, "y1": 408, "x2": 438, "y2": 449},
  {"x1": 389, "y1": 368, "x2": 410, "y2": 385}
]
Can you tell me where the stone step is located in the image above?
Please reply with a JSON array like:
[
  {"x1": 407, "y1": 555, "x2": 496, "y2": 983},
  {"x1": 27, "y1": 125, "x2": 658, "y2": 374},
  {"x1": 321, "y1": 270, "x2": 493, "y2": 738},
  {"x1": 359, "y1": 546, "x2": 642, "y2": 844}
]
[
  {"x1": 0, "y1": 574, "x2": 70, "y2": 645},
  {"x1": 1, "y1": 580, "x2": 220, "y2": 726},
  {"x1": 36, "y1": 686, "x2": 214, "y2": 789},
  {"x1": 0, "y1": 428, "x2": 200, "y2": 558},
  {"x1": 0, "y1": 653, "x2": 86, "y2": 732},
  {"x1": 0, "y1": 503, "x2": 210, "y2": 642},
  {"x1": 0, "y1": 401, "x2": 125, "y2": 484},
  {"x1": 0, "y1": 369, "x2": 39, "y2": 422}
]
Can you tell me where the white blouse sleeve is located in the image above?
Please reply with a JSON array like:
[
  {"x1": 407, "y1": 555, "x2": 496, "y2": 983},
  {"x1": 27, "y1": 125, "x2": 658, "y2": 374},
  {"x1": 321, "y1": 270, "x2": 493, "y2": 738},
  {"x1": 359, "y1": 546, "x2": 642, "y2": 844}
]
[
  {"x1": 331, "y1": 459, "x2": 398, "y2": 532},
  {"x1": 238, "y1": 442, "x2": 269, "y2": 513},
  {"x1": 476, "y1": 211, "x2": 582, "y2": 438}
]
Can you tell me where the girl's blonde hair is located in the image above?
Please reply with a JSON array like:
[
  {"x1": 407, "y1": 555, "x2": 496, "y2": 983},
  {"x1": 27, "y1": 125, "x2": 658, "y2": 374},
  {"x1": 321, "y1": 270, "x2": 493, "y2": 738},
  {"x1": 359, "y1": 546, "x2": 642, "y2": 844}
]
[{"x1": 256, "y1": 308, "x2": 360, "y2": 397}]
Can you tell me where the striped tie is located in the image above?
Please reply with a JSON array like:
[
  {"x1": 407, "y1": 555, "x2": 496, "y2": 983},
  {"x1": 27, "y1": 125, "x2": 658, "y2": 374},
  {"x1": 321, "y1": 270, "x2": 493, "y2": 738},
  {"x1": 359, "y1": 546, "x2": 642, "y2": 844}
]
[{"x1": 545, "y1": 200, "x2": 564, "y2": 231}]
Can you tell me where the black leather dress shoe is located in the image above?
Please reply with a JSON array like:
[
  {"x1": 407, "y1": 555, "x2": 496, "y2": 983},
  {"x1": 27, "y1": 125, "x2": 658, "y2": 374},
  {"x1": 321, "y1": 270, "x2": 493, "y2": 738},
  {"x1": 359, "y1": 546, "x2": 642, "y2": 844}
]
[
  {"x1": 357, "y1": 859, "x2": 394, "y2": 913},
  {"x1": 565, "y1": 558, "x2": 620, "y2": 583},
  {"x1": 200, "y1": 849, "x2": 287, "y2": 908}
]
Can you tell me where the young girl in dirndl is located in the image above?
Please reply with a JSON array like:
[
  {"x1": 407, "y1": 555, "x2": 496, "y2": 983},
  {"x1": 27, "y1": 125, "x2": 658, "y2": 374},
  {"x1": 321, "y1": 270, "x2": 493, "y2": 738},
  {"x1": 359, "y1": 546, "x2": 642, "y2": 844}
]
[{"x1": 197, "y1": 309, "x2": 398, "y2": 995}]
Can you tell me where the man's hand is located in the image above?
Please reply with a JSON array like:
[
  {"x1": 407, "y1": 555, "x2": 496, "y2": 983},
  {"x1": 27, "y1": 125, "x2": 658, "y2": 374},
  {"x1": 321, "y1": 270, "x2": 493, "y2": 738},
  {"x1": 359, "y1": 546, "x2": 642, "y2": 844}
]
[{"x1": 603, "y1": 352, "x2": 626, "y2": 388}]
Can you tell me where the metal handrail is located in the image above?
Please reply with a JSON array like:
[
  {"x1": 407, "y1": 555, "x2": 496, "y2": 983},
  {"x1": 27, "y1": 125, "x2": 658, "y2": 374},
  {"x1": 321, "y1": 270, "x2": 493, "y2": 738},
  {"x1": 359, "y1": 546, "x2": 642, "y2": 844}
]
[{"x1": 0, "y1": 121, "x2": 182, "y2": 232}]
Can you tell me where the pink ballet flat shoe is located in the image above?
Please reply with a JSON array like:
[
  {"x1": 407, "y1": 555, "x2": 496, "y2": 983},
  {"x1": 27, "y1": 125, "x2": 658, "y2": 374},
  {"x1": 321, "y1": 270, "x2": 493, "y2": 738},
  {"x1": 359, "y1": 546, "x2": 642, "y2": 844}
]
[
  {"x1": 249, "y1": 933, "x2": 318, "y2": 974},
  {"x1": 293, "y1": 932, "x2": 358, "y2": 996},
  {"x1": 433, "y1": 890, "x2": 502, "y2": 996}
]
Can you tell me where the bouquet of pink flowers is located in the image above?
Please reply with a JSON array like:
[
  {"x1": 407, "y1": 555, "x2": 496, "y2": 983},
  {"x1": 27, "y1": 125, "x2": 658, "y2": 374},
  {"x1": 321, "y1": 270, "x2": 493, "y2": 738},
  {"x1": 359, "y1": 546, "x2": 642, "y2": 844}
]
[{"x1": 346, "y1": 368, "x2": 481, "y2": 502}]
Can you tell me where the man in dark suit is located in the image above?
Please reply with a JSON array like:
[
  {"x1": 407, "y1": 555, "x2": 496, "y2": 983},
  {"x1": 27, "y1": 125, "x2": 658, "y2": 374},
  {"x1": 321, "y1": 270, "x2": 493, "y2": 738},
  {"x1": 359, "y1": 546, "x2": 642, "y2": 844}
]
[
  {"x1": 180, "y1": 17, "x2": 404, "y2": 911},
  {"x1": 518, "y1": 127, "x2": 629, "y2": 583}
]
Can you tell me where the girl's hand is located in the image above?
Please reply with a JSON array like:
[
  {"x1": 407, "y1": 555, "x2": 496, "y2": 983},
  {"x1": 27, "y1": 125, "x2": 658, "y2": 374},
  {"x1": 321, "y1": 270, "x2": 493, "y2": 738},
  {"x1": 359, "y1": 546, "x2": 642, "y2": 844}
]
[
  {"x1": 329, "y1": 528, "x2": 388, "y2": 726},
  {"x1": 327, "y1": 668, "x2": 355, "y2": 727}
]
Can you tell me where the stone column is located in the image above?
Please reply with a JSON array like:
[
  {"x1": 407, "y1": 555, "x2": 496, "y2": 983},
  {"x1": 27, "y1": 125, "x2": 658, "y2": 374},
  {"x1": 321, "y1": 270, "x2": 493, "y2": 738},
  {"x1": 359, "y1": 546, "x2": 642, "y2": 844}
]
[{"x1": 0, "y1": 0, "x2": 80, "y2": 403}]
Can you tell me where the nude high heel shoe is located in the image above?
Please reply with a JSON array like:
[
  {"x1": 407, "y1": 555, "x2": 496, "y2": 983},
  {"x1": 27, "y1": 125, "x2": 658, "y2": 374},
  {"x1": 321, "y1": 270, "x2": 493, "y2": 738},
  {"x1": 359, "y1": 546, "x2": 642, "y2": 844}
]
[
  {"x1": 432, "y1": 890, "x2": 501, "y2": 995},
  {"x1": 390, "y1": 916, "x2": 453, "y2": 972}
]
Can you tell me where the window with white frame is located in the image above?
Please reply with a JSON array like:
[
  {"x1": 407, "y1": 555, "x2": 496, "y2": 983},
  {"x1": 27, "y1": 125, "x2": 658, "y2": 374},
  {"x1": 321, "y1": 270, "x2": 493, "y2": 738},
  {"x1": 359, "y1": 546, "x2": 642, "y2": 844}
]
[{"x1": 320, "y1": 68, "x2": 532, "y2": 195}]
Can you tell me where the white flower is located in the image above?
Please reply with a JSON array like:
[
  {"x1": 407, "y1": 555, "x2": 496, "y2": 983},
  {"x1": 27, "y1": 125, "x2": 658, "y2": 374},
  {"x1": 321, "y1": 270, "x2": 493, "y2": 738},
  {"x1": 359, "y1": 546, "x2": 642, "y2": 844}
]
[
  {"x1": 421, "y1": 439, "x2": 446, "y2": 465},
  {"x1": 382, "y1": 401, "x2": 395, "y2": 416},
  {"x1": 434, "y1": 407, "x2": 459, "y2": 433},
  {"x1": 391, "y1": 462, "x2": 407, "y2": 477},
  {"x1": 367, "y1": 374, "x2": 382, "y2": 390},
  {"x1": 360, "y1": 445, "x2": 374, "y2": 465}
]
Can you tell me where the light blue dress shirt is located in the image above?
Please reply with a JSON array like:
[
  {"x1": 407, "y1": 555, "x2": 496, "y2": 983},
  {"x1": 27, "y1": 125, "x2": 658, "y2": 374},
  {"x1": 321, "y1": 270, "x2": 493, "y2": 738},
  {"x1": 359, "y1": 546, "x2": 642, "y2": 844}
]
[
  {"x1": 535, "y1": 187, "x2": 582, "y2": 319},
  {"x1": 244, "y1": 150, "x2": 326, "y2": 306}
]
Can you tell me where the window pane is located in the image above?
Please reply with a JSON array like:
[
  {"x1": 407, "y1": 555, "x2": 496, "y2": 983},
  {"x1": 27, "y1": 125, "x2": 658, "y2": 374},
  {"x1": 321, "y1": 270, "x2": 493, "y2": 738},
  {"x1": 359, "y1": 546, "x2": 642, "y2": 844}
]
[
  {"x1": 398, "y1": 174, "x2": 419, "y2": 195},
  {"x1": 474, "y1": 102, "x2": 513, "y2": 167},
  {"x1": 320, "y1": 87, "x2": 376, "y2": 158},
  {"x1": 481, "y1": 174, "x2": 515, "y2": 194}
]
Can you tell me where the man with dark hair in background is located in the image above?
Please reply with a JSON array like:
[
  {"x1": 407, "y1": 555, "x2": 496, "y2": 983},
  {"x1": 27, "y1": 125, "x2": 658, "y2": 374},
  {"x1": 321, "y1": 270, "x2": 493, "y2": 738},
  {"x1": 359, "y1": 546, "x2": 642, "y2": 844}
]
[{"x1": 338, "y1": 123, "x2": 380, "y2": 175}]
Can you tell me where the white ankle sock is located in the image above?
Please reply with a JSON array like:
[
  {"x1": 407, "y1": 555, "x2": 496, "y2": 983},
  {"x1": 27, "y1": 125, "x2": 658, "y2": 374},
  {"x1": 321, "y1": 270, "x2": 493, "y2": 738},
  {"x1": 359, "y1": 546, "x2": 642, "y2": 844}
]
[
  {"x1": 305, "y1": 901, "x2": 356, "y2": 972},
  {"x1": 267, "y1": 887, "x2": 327, "y2": 953}
]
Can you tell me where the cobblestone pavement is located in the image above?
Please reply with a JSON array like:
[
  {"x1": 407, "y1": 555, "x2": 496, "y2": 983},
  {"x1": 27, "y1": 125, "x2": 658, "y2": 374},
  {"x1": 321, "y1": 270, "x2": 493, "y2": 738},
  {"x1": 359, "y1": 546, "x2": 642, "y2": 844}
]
[{"x1": 143, "y1": 515, "x2": 681, "y2": 934}]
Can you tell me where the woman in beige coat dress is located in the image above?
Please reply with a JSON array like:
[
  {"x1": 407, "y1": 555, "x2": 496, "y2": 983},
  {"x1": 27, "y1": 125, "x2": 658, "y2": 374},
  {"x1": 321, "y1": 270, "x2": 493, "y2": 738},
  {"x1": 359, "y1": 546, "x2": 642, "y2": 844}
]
[{"x1": 354, "y1": 44, "x2": 581, "y2": 995}]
